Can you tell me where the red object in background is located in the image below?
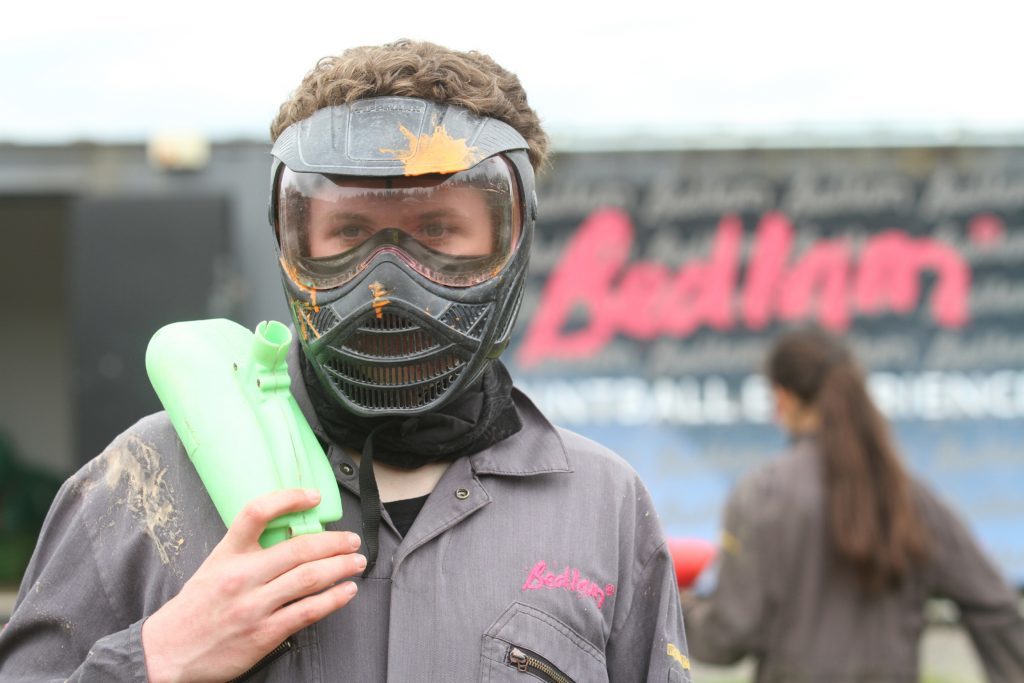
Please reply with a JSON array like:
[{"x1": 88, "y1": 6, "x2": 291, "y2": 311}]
[{"x1": 667, "y1": 537, "x2": 718, "y2": 588}]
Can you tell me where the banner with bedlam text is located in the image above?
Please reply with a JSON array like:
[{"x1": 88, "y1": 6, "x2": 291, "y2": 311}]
[{"x1": 505, "y1": 147, "x2": 1024, "y2": 585}]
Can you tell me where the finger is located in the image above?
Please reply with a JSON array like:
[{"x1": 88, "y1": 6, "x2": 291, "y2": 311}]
[
  {"x1": 262, "y1": 552, "x2": 367, "y2": 607},
  {"x1": 254, "y1": 531, "x2": 362, "y2": 582},
  {"x1": 269, "y1": 581, "x2": 358, "y2": 635},
  {"x1": 221, "y1": 488, "x2": 322, "y2": 552}
]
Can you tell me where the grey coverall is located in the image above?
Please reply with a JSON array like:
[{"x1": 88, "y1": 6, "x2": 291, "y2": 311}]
[
  {"x1": 0, "y1": 343, "x2": 691, "y2": 682},
  {"x1": 684, "y1": 437, "x2": 1024, "y2": 683}
]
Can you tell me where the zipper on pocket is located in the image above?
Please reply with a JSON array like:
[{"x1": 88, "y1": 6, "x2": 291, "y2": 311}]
[
  {"x1": 507, "y1": 645, "x2": 574, "y2": 683},
  {"x1": 229, "y1": 639, "x2": 294, "y2": 682}
]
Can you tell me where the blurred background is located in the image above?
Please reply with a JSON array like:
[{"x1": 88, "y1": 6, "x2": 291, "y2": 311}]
[{"x1": 2, "y1": 2, "x2": 1023, "y2": 680}]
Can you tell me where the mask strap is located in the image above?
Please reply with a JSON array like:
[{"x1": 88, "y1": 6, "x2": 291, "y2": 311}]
[{"x1": 357, "y1": 422, "x2": 391, "y2": 577}]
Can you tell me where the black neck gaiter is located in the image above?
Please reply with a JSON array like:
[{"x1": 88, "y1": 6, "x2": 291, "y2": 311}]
[{"x1": 300, "y1": 354, "x2": 522, "y2": 573}]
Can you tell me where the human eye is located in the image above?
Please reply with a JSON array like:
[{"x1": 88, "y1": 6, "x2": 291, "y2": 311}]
[
  {"x1": 336, "y1": 224, "x2": 368, "y2": 240},
  {"x1": 420, "y1": 222, "x2": 452, "y2": 240},
  {"x1": 312, "y1": 219, "x2": 373, "y2": 257},
  {"x1": 325, "y1": 218, "x2": 374, "y2": 242}
]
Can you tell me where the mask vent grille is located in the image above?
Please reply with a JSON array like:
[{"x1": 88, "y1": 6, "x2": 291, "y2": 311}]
[
  {"x1": 439, "y1": 303, "x2": 490, "y2": 339},
  {"x1": 311, "y1": 306, "x2": 340, "y2": 331},
  {"x1": 358, "y1": 311, "x2": 419, "y2": 332},
  {"x1": 325, "y1": 309, "x2": 465, "y2": 411},
  {"x1": 324, "y1": 355, "x2": 465, "y2": 411},
  {"x1": 294, "y1": 302, "x2": 341, "y2": 340},
  {"x1": 340, "y1": 326, "x2": 439, "y2": 358}
]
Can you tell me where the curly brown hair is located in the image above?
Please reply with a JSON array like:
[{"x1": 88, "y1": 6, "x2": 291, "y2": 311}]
[{"x1": 270, "y1": 39, "x2": 549, "y2": 171}]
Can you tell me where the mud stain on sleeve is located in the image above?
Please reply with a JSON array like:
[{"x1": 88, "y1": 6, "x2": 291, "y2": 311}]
[{"x1": 98, "y1": 435, "x2": 186, "y2": 573}]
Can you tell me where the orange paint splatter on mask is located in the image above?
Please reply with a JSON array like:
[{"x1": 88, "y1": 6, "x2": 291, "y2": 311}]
[
  {"x1": 281, "y1": 259, "x2": 323, "y2": 341},
  {"x1": 280, "y1": 258, "x2": 319, "y2": 311},
  {"x1": 293, "y1": 303, "x2": 321, "y2": 340},
  {"x1": 380, "y1": 124, "x2": 480, "y2": 176},
  {"x1": 368, "y1": 281, "x2": 392, "y2": 319}
]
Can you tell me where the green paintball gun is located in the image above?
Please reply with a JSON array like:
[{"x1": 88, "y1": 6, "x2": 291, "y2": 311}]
[{"x1": 146, "y1": 319, "x2": 342, "y2": 548}]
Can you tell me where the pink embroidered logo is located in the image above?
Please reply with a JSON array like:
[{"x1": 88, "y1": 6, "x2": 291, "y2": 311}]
[{"x1": 521, "y1": 560, "x2": 616, "y2": 609}]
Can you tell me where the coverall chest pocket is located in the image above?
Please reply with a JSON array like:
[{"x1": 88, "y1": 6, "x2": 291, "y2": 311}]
[{"x1": 479, "y1": 602, "x2": 607, "y2": 683}]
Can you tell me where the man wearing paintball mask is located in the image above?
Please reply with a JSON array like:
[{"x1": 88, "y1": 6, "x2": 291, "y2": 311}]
[{"x1": 0, "y1": 40, "x2": 690, "y2": 682}]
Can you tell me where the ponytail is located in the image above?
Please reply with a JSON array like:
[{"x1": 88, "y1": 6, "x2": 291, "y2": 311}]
[{"x1": 769, "y1": 328, "x2": 929, "y2": 592}]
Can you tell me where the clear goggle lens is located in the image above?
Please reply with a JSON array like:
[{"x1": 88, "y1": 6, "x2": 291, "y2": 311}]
[{"x1": 276, "y1": 155, "x2": 521, "y2": 289}]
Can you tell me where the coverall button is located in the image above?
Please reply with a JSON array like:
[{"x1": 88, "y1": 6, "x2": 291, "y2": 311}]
[{"x1": 455, "y1": 487, "x2": 470, "y2": 500}]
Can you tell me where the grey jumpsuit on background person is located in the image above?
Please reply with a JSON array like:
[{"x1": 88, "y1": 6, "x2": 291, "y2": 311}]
[{"x1": 684, "y1": 436, "x2": 1024, "y2": 683}]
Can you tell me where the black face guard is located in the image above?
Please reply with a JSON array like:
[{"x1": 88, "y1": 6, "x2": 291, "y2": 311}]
[{"x1": 269, "y1": 97, "x2": 537, "y2": 416}]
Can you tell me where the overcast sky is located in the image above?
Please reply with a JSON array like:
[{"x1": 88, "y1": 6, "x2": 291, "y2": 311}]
[{"x1": 3, "y1": 0, "x2": 1023, "y2": 147}]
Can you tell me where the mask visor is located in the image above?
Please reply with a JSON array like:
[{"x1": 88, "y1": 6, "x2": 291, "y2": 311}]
[{"x1": 277, "y1": 155, "x2": 521, "y2": 289}]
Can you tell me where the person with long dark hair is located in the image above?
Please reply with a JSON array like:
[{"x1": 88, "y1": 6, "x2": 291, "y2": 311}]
[{"x1": 683, "y1": 327, "x2": 1024, "y2": 682}]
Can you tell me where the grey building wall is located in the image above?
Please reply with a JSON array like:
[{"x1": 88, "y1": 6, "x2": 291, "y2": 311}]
[{"x1": 0, "y1": 141, "x2": 285, "y2": 475}]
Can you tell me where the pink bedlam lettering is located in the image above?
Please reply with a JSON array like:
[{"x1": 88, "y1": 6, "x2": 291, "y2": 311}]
[{"x1": 522, "y1": 560, "x2": 617, "y2": 609}]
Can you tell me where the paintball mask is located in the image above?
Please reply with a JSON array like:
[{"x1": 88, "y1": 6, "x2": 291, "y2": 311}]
[{"x1": 269, "y1": 97, "x2": 537, "y2": 417}]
